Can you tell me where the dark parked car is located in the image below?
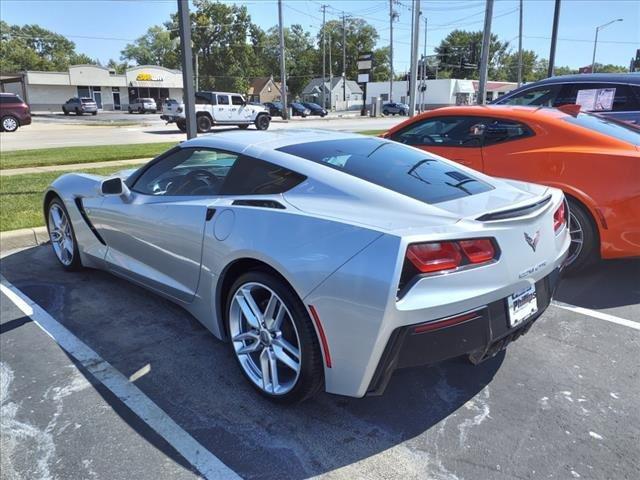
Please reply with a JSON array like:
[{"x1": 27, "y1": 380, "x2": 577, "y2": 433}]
[
  {"x1": 0, "y1": 93, "x2": 31, "y2": 132},
  {"x1": 263, "y1": 101, "x2": 283, "y2": 117},
  {"x1": 290, "y1": 102, "x2": 311, "y2": 117},
  {"x1": 382, "y1": 102, "x2": 409, "y2": 116},
  {"x1": 62, "y1": 97, "x2": 98, "y2": 116},
  {"x1": 302, "y1": 102, "x2": 328, "y2": 117},
  {"x1": 492, "y1": 73, "x2": 640, "y2": 125}
]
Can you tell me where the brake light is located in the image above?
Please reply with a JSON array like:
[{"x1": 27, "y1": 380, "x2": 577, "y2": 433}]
[
  {"x1": 458, "y1": 239, "x2": 495, "y2": 263},
  {"x1": 406, "y1": 242, "x2": 462, "y2": 273},
  {"x1": 553, "y1": 202, "x2": 566, "y2": 232}
]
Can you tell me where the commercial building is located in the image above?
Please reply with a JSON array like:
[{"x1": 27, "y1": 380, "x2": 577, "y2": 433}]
[
  {"x1": 365, "y1": 79, "x2": 517, "y2": 109},
  {"x1": 0, "y1": 65, "x2": 184, "y2": 111}
]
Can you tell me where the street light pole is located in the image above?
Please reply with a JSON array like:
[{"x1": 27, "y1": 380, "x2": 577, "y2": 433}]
[
  {"x1": 517, "y1": 0, "x2": 523, "y2": 87},
  {"x1": 547, "y1": 0, "x2": 561, "y2": 77},
  {"x1": 592, "y1": 18, "x2": 623, "y2": 73}
]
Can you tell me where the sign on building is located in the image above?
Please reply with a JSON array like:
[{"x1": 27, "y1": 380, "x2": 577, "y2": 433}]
[{"x1": 358, "y1": 52, "x2": 373, "y2": 116}]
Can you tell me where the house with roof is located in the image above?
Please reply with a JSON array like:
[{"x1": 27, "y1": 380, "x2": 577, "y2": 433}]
[
  {"x1": 246, "y1": 76, "x2": 283, "y2": 103},
  {"x1": 301, "y1": 77, "x2": 363, "y2": 111}
]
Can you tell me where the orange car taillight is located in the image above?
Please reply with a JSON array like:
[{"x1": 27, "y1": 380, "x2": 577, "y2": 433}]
[
  {"x1": 553, "y1": 201, "x2": 567, "y2": 232},
  {"x1": 405, "y1": 238, "x2": 498, "y2": 275}
]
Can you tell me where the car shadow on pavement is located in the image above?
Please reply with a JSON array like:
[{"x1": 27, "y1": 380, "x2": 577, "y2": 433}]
[
  {"x1": 555, "y1": 259, "x2": 640, "y2": 309},
  {"x1": 1, "y1": 245, "x2": 502, "y2": 479},
  {"x1": 146, "y1": 127, "x2": 242, "y2": 135}
]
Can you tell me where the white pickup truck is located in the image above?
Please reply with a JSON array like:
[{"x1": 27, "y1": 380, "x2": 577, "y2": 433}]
[{"x1": 161, "y1": 91, "x2": 271, "y2": 133}]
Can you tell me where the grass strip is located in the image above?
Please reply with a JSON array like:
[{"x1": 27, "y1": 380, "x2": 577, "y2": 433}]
[
  {"x1": 0, "y1": 142, "x2": 176, "y2": 170},
  {"x1": 0, "y1": 165, "x2": 143, "y2": 232}
]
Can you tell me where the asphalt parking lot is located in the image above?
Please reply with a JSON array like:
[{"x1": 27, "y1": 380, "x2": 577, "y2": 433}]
[{"x1": 1, "y1": 245, "x2": 639, "y2": 480}]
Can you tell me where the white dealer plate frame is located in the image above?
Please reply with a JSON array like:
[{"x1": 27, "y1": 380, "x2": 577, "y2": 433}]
[{"x1": 507, "y1": 284, "x2": 538, "y2": 327}]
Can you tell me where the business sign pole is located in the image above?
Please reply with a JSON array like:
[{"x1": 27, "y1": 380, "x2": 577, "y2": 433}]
[{"x1": 358, "y1": 52, "x2": 373, "y2": 116}]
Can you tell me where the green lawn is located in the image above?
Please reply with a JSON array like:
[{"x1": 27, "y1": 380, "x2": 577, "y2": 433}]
[
  {"x1": 356, "y1": 129, "x2": 385, "y2": 136},
  {"x1": 0, "y1": 165, "x2": 143, "y2": 232},
  {"x1": 0, "y1": 142, "x2": 177, "y2": 170}
]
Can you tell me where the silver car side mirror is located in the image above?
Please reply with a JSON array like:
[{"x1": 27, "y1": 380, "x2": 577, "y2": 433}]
[{"x1": 100, "y1": 177, "x2": 131, "y2": 199}]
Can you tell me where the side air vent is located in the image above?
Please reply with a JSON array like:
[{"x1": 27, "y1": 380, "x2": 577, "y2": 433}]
[
  {"x1": 232, "y1": 200, "x2": 286, "y2": 210},
  {"x1": 476, "y1": 195, "x2": 552, "y2": 222},
  {"x1": 74, "y1": 197, "x2": 106, "y2": 245}
]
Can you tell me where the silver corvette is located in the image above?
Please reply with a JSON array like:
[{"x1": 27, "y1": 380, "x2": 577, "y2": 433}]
[{"x1": 44, "y1": 130, "x2": 570, "y2": 402}]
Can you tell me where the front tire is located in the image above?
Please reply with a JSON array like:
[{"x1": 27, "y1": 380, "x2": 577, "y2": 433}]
[
  {"x1": 226, "y1": 271, "x2": 324, "y2": 403},
  {"x1": 63, "y1": 108, "x2": 69, "y2": 116},
  {"x1": 255, "y1": 114, "x2": 270, "y2": 130},
  {"x1": 176, "y1": 120, "x2": 187, "y2": 132},
  {"x1": 564, "y1": 199, "x2": 598, "y2": 275},
  {"x1": 1, "y1": 115, "x2": 19, "y2": 132},
  {"x1": 382, "y1": 109, "x2": 389, "y2": 115},
  {"x1": 46, "y1": 198, "x2": 82, "y2": 271}
]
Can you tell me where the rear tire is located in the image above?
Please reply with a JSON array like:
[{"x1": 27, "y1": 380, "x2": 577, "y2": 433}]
[
  {"x1": 255, "y1": 114, "x2": 270, "y2": 130},
  {"x1": 563, "y1": 198, "x2": 599, "y2": 275},
  {"x1": 1, "y1": 115, "x2": 19, "y2": 132},
  {"x1": 196, "y1": 114, "x2": 212, "y2": 133},
  {"x1": 91, "y1": 111, "x2": 97, "y2": 116},
  {"x1": 226, "y1": 270, "x2": 324, "y2": 403}
]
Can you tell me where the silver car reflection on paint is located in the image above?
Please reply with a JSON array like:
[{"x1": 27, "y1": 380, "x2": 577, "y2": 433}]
[{"x1": 43, "y1": 130, "x2": 570, "y2": 402}]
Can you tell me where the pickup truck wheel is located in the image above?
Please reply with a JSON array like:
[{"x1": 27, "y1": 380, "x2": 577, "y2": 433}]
[
  {"x1": 255, "y1": 114, "x2": 270, "y2": 131},
  {"x1": 197, "y1": 115, "x2": 212, "y2": 133},
  {"x1": 238, "y1": 124, "x2": 249, "y2": 130},
  {"x1": 176, "y1": 120, "x2": 187, "y2": 133},
  {"x1": 63, "y1": 108, "x2": 69, "y2": 116}
]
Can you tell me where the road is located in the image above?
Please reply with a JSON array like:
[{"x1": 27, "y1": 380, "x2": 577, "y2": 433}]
[
  {"x1": 0, "y1": 114, "x2": 404, "y2": 152},
  {"x1": 1, "y1": 245, "x2": 638, "y2": 480}
]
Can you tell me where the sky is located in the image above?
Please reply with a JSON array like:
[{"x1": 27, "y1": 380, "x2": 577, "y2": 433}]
[{"x1": 1, "y1": 0, "x2": 639, "y2": 74}]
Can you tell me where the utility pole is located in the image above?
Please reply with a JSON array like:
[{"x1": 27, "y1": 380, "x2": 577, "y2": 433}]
[
  {"x1": 421, "y1": 16, "x2": 427, "y2": 111},
  {"x1": 177, "y1": 0, "x2": 196, "y2": 138},
  {"x1": 389, "y1": 0, "x2": 395, "y2": 102},
  {"x1": 408, "y1": 0, "x2": 421, "y2": 116},
  {"x1": 329, "y1": 34, "x2": 333, "y2": 111},
  {"x1": 548, "y1": 0, "x2": 561, "y2": 77},
  {"x1": 477, "y1": 0, "x2": 494, "y2": 105},
  {"x1": 517, "y1": 0, "x2": 523, "y2": 86},
  {"x1": 278, "y1": 0, "x2": 288, "y2": 119},
  {"x1": 342, "y1": 12, "x2": 347, "y2": 105},
  {"x1": 321, "y1": 5, "x2": 327, "y2": 109}
]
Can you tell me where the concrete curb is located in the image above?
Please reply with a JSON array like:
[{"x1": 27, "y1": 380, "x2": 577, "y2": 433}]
[{"x1": 0, "y1": 227, "x2": 49, "y2": 253}]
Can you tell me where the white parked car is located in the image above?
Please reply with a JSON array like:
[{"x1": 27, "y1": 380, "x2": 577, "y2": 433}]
[
  {"x1": 128, "y1": 97, "x2": 157, "y2": 114},
  {"x1": 161, "y1": 91, "x2": 271, "y2": 132}
]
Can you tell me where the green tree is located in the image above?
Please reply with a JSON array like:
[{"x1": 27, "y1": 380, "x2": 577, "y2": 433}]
[
  {"x1": 165, "y1": 0, "x2": 265, "y2": 92},
  {"x1": 262, "y1": 24, "x2": 316, "y2": 97},
  {"x1": 494, "y1": 49, "x2": 538, "y2": 82},
  {"x1": 0, "y1": 21, "x2": 95, "y2": 72},
  {"x1": 371, "y1": 46, "x2": 391, "y2": 82},
  {"x1": 316, "y1": 18, "x2": 379, "y2": 80},
  {"x1": 121, "y1": 25, "x2": 179, "y2": 68},
  {"x1": 434, "y1": 29, "x2": 509, "y2": 79}
]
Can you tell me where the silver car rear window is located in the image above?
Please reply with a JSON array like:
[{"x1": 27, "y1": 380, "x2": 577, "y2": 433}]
[{"x1": 278, "y1": 138, "x2": 493, "y2": 204}]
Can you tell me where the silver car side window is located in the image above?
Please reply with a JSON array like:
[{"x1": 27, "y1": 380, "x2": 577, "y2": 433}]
[{"x1": 132, "y1": 148, "x2": 239, "y2": 197}]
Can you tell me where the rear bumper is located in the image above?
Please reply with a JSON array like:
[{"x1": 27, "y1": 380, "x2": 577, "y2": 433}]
[{"x1": 367, "y1": 267, "x2": 562, "y2": 395}]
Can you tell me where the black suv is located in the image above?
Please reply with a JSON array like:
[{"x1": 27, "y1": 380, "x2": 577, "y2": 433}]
[{"x1": 492, "y1": 73, "x2": 640, "y2": 125}]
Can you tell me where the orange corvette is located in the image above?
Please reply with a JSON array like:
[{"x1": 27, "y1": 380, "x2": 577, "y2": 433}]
[{"x1": 382, "y1": 105, "x2": 640, "y2": 272}]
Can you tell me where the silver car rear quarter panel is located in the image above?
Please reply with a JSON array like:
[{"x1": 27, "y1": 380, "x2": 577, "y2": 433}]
[{"x1": 306, "y1": 192, "x2": 570, "y2": 398}]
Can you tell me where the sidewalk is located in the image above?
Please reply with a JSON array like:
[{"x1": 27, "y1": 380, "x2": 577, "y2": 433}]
[{"x1": 0, "y1": 158, "x2": 149, "y2": 177}]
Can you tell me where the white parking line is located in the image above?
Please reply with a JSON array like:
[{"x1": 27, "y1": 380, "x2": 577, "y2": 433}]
[
  {"x1": 552, "y1": 301, "x2": 640, "y2": 331},
  {"x1": 0, "y1": 276, "x2": 241, "y2": 480}
]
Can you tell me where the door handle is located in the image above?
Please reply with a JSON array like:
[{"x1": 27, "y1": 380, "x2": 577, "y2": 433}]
[{"x1": 206, "y1": 208, "x2": 216, "y2": 221}]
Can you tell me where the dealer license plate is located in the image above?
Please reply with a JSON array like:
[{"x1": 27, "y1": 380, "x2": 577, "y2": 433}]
[{"x1": 507, "y1": 285, "x2": 538, "y2": 327}]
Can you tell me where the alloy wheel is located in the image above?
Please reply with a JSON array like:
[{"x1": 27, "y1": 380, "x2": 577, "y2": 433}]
[
  {"x1": 566, "y1": 211, "x2": 584, "y2": 266},
  {"x1": 229, "y1": 282, "x2": 301, "y2": 395},
  {"x1": 48, "y1": 204, "x2": 74, "y2": 266},
  {"x1": 2, "y1": 116, "x2": 18, "y2": 132}
]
